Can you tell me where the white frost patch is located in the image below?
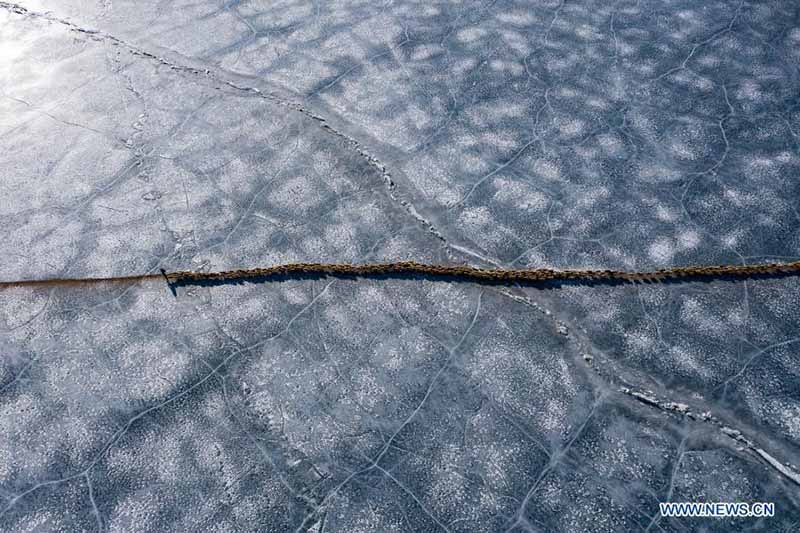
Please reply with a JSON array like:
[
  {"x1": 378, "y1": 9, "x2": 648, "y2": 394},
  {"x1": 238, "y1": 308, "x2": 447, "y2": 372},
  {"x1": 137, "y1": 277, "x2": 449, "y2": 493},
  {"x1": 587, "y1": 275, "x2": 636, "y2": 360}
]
[
  {"x1": 269, "y1": 175, "x2": 322, "y2": 212},
  {"x1": 648, "y1": 237, "x2": 675, "y2": 265},
  {"x1": 425, "y1": 282, "x2": 473, "y2": 318},
  {"x1": 458, "y1": 206, "x2": 492, "y2": 228},
  {"x1": 574, "y1": 24, "x2": 600, "y2": 40},
  {"x1": 108, "y1": 492, "x2": 161, "y2": 533},
  {"x1": 489, "y1": 59, "x2": 524, "y2": 75},
  {"x1": 450, "y1": 56, "x2": 479, "y2": 76},
  {"x1": 117, "y1": 339, "x2": 191, "y2": 400},
  {"x1": 481, "y1": 130, "x2": 520, "y2": 151},
  {"x1": 680, "y1": 297, "x2": 728, "y2": 339},
  {"x1": 655, "y1": 204, "x2": 678, "y2": 222},
  {"x1": 456, "y1": 27, "x2": 487, "y2": 43},
  {"x1": 669, "y1": 344, "x2": 711, "y2": 379},
  {"x1": 668, "y1": 138, "x2": 696, "y2": 160},
  {"x1": 576, "y1": 186, "x2": 609, "y2": 208},
  {"x1": 428, "y1": 445, "x2": 468, "y2": 515},
  {"x1": 410, "y1": 44, "x2": 444, "y2": 61},
  {"x1": 722, "y1": 230, "x2": 742, "y2": 249},
  {"x1": 0, "y1": 445, "x2": 9, "y2": 482},
  {"x1": 737, "y1": 79, "x2": 762, "y2": 102},
  {"x1": 624, "y1": 326, "x2": 656, "y2": 355},
  {"x1": 495, "y1": 10, "x2": 538, "y2": 25},
  {"x1": 677, "y1": 230, "x2": 701, "y2": 250},
  {"x1": 777, "y1": 403, "x2": 800, "y2": 442},
  {"x1": 557, "y1": 118, "x2": 586, "y2": 137},
  {"x1": 533, "y1": 158, "x2": 562, "y2": 180},
  {"x1": 492, "y1": 178, "x2": 548, "y2": 210},
  {"x1": 282, "y1": 286, "x2": 310, "y2": 306},
  {"x1": 597, "y1": 133, "x2": 623, "y2": 155},
  {"x1": 638, "y1": 163, "x2": 681, "y2": 183},
  {"x1": 474, "y1": 440, "x2": 520, "y2": 492},
  {"x1": 467, "y1": 332, "x2": 575, "y2": 436},
  {"x1": 322, "y1": 223, "x2": 359, "y2": 259},
  {"x1": 332, "y1": 498, "x2": 404, "y2": 533},
  {"x1": 723, "y1": 187, "x2": 757, "y2": 208}
]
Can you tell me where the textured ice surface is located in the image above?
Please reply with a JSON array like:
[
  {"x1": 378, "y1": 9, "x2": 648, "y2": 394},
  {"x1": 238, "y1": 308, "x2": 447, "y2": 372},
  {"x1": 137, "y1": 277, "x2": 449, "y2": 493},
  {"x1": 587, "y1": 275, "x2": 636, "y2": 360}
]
[{"x1": 2, "y1": 1, "x2": 800, "y2": 531}]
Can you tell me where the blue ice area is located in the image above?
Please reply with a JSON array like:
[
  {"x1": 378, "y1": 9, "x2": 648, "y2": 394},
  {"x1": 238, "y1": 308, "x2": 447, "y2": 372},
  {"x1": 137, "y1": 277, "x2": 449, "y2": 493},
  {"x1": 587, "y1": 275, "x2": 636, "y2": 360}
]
[{"x1": 1, "y1": 1, "x2": 799, "y2": 531}]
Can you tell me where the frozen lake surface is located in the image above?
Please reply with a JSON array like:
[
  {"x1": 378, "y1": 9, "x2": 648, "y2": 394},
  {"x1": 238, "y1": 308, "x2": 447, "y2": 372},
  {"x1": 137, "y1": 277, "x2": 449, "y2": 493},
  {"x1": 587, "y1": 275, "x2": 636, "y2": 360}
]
[{"x1": 1, "y1": 1, "x2": 800, "y2": 531}]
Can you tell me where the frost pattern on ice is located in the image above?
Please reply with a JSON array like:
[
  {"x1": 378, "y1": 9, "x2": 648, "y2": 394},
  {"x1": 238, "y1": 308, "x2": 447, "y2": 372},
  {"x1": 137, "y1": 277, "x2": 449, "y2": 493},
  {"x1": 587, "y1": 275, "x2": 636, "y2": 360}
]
[{"x1": 2, "y1": 1, "x2": 800, "y2": 531}]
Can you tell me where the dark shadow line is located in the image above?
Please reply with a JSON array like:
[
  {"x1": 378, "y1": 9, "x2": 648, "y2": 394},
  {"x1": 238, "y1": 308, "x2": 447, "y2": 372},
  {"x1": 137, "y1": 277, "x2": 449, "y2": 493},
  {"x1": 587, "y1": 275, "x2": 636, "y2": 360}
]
[
  {"x1": 169, "y1": 268, "x2": 800, "y2": 290},
  {"x1": 160, "y1": 269, "x2": 177, "y2": 297}
]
